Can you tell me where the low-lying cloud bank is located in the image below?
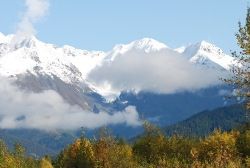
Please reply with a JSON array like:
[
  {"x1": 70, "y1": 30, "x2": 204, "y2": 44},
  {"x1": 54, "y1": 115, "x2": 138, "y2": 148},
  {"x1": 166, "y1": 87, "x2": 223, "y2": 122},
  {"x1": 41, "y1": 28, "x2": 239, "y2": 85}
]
[
  {"x1": 0, "y1": 78, "x2": 140, "y2": 130},
  {"x1": 88, "y1": 49, "x2": 222, "y2": 96}
]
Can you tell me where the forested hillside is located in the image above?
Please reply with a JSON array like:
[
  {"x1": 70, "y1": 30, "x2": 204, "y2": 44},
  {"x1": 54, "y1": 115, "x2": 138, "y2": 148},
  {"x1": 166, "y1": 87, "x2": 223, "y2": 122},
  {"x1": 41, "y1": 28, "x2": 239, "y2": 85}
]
[{"x1": 164, "y1": 104, "x2": 246, "y2": 137}]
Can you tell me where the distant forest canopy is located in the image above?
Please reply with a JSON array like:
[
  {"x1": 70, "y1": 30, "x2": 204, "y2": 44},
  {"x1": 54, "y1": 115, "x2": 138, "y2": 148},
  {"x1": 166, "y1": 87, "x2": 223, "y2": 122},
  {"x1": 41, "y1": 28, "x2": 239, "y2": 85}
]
[
  {"x1": 164, "y1": 103, "x2": 247, "y2": 137},
  {"x1": 0, "y1": 122, "x2": 249, "y2": 168}
]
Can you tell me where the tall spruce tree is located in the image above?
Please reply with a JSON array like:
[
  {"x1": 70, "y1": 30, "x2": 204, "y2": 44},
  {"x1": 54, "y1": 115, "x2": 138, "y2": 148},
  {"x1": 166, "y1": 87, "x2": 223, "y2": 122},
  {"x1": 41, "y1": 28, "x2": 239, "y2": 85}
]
[{"x1": 227, "y1": 8, "x2": 250, "y2": 122}]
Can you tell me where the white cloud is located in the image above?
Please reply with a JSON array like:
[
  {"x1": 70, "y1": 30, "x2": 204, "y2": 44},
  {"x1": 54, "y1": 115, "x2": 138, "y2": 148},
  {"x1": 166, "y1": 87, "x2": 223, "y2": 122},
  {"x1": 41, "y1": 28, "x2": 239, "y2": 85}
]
[
  {"x1": 88, "y1": 48, "x2": 222, "y2": 95},
  {"x1": 11, "y1": 0, "x2": 50, "y2": 46},
  {"x1": 0, "y1": 78, "x2": 140, "y2": 130}
]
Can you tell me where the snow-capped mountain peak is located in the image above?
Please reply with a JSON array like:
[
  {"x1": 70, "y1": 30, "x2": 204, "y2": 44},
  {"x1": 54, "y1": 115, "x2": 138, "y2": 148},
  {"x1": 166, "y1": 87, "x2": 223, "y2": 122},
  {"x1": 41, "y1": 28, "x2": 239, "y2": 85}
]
[
  {"x1": 130, "y1": 38, "x2": 168, "y2": 52},
  {"x1": 197, "y1": 40, "x2": 224, "y2": 55},
  {"x1": 180, "y1": 41, "x2": 236, "y2": 70},
  {"x1": 0, "y1": 33, "x2": 105, "y2": 84},
  {"x1": 106, "y1": 38, "x2": 168, "y2": 61},
  {"x1": 11, "y1": 35, "x2": 39, "y2": 50}
]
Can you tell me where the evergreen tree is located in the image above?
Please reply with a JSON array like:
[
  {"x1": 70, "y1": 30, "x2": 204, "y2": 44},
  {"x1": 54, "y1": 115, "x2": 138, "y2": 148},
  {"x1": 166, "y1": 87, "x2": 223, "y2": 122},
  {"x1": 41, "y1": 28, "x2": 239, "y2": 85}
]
[{"x1": 226, "y1": 8, "x2": 250, "y2": 122}]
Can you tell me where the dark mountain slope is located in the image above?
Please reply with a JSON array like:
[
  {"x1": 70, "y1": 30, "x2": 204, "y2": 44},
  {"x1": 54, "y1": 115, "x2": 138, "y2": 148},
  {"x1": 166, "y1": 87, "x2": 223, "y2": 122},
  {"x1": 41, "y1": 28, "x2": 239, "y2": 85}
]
[{"x1": 164, "y1": 104, "x2": 246, "y2": 137}]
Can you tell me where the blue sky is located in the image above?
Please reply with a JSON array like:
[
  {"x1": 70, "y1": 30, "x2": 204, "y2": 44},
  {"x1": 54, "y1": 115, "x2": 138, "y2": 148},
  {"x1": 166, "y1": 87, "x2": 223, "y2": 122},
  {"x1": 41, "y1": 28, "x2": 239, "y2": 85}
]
[{"x1": 0, "y1": 0, "x2": 248, "y2": 52}]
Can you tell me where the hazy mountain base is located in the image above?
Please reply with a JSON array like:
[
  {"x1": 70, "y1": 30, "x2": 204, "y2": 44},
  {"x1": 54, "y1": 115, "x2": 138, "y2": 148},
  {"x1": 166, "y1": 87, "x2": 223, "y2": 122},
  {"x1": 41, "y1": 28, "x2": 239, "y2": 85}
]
[
  {"x1": 113, "y1": 85, "x2": 237, "y2": 126},
  {"x1": 0, "y1": 129, "x2": 76, "y2": 157}
]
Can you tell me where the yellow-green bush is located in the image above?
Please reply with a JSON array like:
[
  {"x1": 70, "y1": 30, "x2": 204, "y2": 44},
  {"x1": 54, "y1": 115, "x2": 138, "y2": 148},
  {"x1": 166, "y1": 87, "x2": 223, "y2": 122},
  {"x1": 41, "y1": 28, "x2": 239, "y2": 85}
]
[
  {"x1": 236, "y1": 127, "x2": 250, "y2": 157},
  {"x1": 56, "y1": 138, "x2": 95, "y2": 168},
  {"x1": 191, "y1": 130, "x2": 242, "y2": 168}
]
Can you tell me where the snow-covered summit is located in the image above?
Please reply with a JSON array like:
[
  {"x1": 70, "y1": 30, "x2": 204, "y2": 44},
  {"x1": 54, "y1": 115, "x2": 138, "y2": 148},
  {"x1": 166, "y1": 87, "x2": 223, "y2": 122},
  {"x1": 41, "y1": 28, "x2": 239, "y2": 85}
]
[
  {"x1": 179, "y1": 41, "x2": 236, "y2": 70},
  {"x1": 105, "y1": 38, "x2": 168, "y2": 61},
  {"x1": 10, "y1": 35, "x2": 40, "y2": 50},
  {"x1": 130, "y1": 38, "x2": 168, "y2": 52},
  {"x1": 181, "y1": 41, "x2": 223, "y2": 56},
  {"x1": 0, "y1": 33, "x2": 105, "y2": 84}
]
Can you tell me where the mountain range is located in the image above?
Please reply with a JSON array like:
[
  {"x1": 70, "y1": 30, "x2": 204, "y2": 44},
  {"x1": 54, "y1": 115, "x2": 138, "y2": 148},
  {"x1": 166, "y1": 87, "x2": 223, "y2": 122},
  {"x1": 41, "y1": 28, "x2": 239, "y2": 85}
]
[
  {"x1": 0, "y1": 32, "x2": 243, "y2": 156},
  {"x1": 0, "y1": 32, "x2": 240, "y2": 144}
]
